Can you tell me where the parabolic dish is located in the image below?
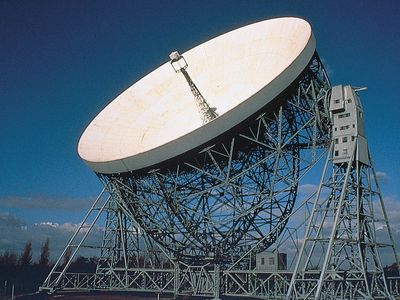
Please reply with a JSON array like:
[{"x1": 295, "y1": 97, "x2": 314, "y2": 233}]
[{"x1": 78, "y1": 17, "x2": 315, "y2": 174}]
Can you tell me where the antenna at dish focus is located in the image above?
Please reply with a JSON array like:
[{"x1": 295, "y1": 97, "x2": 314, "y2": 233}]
[{"x1": 169, "y1": 51, "x2": 218, "y2": 124}]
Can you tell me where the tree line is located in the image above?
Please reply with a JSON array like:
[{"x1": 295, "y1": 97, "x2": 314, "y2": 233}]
[
  {"x1": 1, "y1": 240, "x2": 398, "y2": 298},
  {"x1": 0, "y1": 239, "x2": 50, "y2": 297},
  {"x1": 0, "y1": 240, "x2": 97, "y2": 298}
]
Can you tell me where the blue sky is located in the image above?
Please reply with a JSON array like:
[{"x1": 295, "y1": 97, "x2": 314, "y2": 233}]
[{"x1": 1, "y1": 0, "x2": 399, "y2": 259}]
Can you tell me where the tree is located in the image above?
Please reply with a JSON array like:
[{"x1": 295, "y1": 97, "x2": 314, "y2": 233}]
[
  {"x1": 63, "y1": 246, "x2": 73, "y2": 267},
  {"x1": 39, "y1": 239, "x2": 50, "y2": 266},
  {"x1": 0, "y1": 250, "x2": 17, "y2": 267},
  {"x1": 19, "y1": 240, "x2": 32, "y2": 266}
]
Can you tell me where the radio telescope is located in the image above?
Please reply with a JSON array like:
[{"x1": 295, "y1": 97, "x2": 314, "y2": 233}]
[
  {"x1": 41, "y1": 17, "x2": 399, "y2": 300},
  {"x1": 77, "y1": 17, "x2": 329, "y2": 260}
]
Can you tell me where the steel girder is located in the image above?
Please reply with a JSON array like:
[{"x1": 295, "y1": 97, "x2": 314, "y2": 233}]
[
  {"x1": 40, "y1": 53, "x2": 335, "y2": 298},
  {"x1": 40, "y1": 57, "x2": 400, "y2": 300},
  {"x1": 286, "y1": 139, "x2": 398, "y2": 300},
  {"x1": 99, "y1": 53, "x2": 331, "y2": 264},
  {"x1": 41, "y1": 53, "x2": 331, "y2": 297}
]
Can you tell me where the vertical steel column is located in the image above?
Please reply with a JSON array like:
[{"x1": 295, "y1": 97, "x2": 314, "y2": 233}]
[{"x1": 287, "y1": 85, "x2": 397, "y2": 300}]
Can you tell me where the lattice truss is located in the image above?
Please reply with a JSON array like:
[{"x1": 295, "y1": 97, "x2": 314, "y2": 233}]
[
  {"x1": 40, "y1": 53, "x2": 400, "y2": 299},
  {"x1": 99, "y1": 53, "x2": 331, "y2": 264},
  {"x1": 286, "y1": 141, "x2": 399, "y2": 300},
  {"x1": 181, "y1": 66, "x2": 219, "y2": 124},
  {"x1": 41, "y1": 188, "x2": 175, "y2": 293},
  {"x1": 95, "y1": 196, "x2": 174, "y2": 287},
  {"x1": 45, "y1": 53, "x2": 400, "y2": 300}
]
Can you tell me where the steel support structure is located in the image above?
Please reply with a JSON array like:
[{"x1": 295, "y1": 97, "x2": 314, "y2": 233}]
[
  {"x1": 40, "y1": 53, "x2": 331, "y2": 297},
  {"x1": 286, "y1": 86, "x2": 399, "y2": 299},
  {"x1": 40, "y1": 56, "x2": 399, "y2": 299},
  {"x1": 40, "y1": 187, "x2": 176, "y2": 294},
  {"x1": 287, "y1": 143, "x2": 397, "y2": 299},
  {"x1": 99, "y1": 53, "x2": 330, "y2": 260},
  {"x1": 40, "y1": 188, "x2": 110, "y2": 292},
  {"x1": 93, "y1": 53, "x2": 331, "y2": 299}
]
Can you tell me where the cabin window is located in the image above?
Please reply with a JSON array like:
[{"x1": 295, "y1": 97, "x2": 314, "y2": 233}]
[{"x1": 340, "y1": 125, "x2": 350, "y2": 130}]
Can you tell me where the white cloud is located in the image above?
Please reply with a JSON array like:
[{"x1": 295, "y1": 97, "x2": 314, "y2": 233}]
[
  {"x1": 376, "y1": 171, "x2": 390, "y2": 184},
  {"x1": 36, "y1": 221, "x2": 59, "y2": 228},
  {"x1": 297, "y1": 184, "x2": 318, "y2": 196},
  {"x1": 374, "y1": 196, "x2": 400, "y2": 234},
  {"x1": 0, "y1": 213, "x2": 104, "y2": 260},
  {"x1": 35, "y1": 221, "x2": 102, "y2": 233}
]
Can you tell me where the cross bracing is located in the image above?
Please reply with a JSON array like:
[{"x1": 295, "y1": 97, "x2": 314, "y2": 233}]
[{"x1": 40, "y1": 54, "x2": 400, "y2": 299}]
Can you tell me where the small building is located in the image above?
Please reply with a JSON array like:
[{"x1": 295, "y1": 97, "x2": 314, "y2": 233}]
[{"x1": 256, "y1": 251, "x2": 287, "y2": 271}]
